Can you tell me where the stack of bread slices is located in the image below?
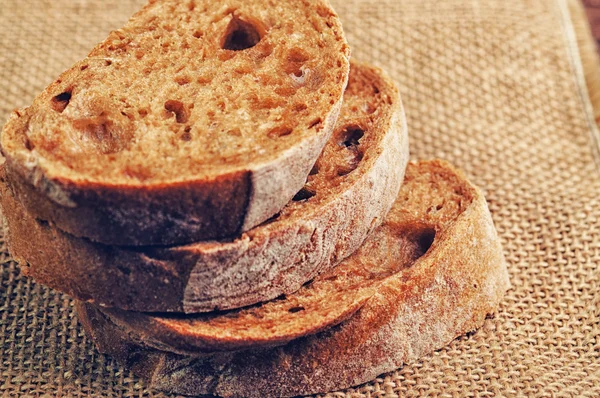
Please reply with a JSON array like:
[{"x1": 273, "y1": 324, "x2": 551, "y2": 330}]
[{"x1": 0, "y1": 0, "x2": 510, "y2": 396}]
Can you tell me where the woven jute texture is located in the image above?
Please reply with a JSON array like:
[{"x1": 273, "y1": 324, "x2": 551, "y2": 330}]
[{"x1": 1, "y1": 0, "x2": 600, "y2": 396}]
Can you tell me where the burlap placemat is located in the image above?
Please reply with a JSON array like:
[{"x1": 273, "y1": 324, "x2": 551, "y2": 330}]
[{"x1": 1, "y1": 0, "x2": 600, "y2": 396}]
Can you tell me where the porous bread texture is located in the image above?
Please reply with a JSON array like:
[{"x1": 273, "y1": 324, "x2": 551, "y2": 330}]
[
  {"x1": 77, "y1": 160, "x2": 511, "y2": 398},
  {"x1": 101, "y1": 159, "x2": 473, "y2": 354},
  {"x1": 1, "y1": 62, "x2": 408, "y2": 313},
  {"x1": 0, "y1": 0, "x2": 351, "y2": 245}
]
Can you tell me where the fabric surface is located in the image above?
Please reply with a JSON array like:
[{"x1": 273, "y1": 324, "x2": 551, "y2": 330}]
[{"x1": 1, "y1": 0, "x2": 600, "y2": 396}]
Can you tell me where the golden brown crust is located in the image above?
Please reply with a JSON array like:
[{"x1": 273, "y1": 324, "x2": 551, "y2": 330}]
[
  {"x1": 77, "y1": 160, "x2": 510, "y2": 398},
  {"x1": 1, "y1": 62, "x2": 409, "y2": 313},
  {"x1": 0, "y1": 0, "x2": 351, "y2": 246}
]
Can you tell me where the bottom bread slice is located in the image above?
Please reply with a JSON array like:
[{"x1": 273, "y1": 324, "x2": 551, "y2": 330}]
[{"x1": 77, "y1": 160, "x2": 510, "y2": 398}]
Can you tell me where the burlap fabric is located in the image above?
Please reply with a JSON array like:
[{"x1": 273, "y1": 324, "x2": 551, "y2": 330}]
[{"x1": 1, "y1": 0, "x2": 600, "y2": 396}]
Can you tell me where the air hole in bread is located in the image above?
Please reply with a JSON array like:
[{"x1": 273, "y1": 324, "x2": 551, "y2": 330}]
[
  {"x1": 293, "y1": 186, "x2": 315, "y2": 202},
  {"x1": 51, "y1": 91, "x2": 72, "y2": 113},
  {"x1": 288, "y1": 306, "x2": 305, "y2": 313},
  {"x1": 192, "y1": 30, "x2": 203, "y2": 39},
  {"x1": 268, "y1": 126, "x2": 293, "y2": 138},
  {"x1": 285, "y1": 48, "x2": 310, "y2": 77},
  {"x1": 120, "y1": 111, "x2": 134, "y2": 121},
  {"x1": 294, "y1": 103, "x2": 308, "y2": 112},
  {"x1": 36, "y1": 219, "x2": 50, "y2": 228},
  {"x1": 427, "y1": 203, "x2": 444, "y2": 214},
  {"x1": 181, "y1": 126, "x2": 192, "y2": 141},
  {"x1": 164, "y1": 100, "x2": 189, "y2": 123},
  {"x1": 23, "y1": 136, "x2": 34, "y2": 151},
  {"x1": 416, "y1": 227, "x2": 436, "y2": 257},
  {"x1": 335, "y1": 126, "x2": 365, "y2": 176},
  {"x1": 80, "y1": 65, "x2": 89, "y2": 71},
  {"x1": 308, "y1": 118, "x2": 322, "y2": 129},
  {"x1": 340, "y1": 126, "x2": 364, "y2": 147},
  {"x1": 309, "y1": 165, "x2": 319, "y2": 175},
  {"x1": 222, "y1": 16, "x2": 262, "y2": 51},
  {"x1": 175, "y1": 75, "x2": 191, "y2": 85}
]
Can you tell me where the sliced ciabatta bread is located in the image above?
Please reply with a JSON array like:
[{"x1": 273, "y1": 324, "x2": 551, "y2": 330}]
[
  {"x1": 1, "y1": 62, "x2": 408, "y2": 313},
  {"x1": 77, "y1": 160, "x2": 510, "y2": 398},
  {"x1": 0, "y1": 0, "x2": 350, "y2": 246}
]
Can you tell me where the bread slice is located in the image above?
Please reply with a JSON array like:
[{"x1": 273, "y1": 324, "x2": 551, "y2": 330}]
[
  {"x1": 77, "y1": 160, "x2": 510, "y2": 397},
  {"x1": 0, "y1": 62, "x2": 408, "y2": 313},
  {"x1": 0, "y1": 0, "x2": 350, "y2": 246}
]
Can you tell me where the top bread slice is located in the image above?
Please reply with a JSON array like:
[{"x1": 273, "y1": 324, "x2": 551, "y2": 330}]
[
  {"x1": 0, "y1": 0, "x2": 350, "y2": 246},
  {"x1": 1, "y1": 61, "x2": 408, "y2": 313},
  {"x1": 77, "y1": 160, "x2": 510, "y2": 398}
]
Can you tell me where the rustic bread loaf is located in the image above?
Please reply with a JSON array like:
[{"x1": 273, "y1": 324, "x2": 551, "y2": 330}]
[
  {"x1": 1, "y1": 62, "x2": 408, "y2": 313},
  {"x1": 77, "y1": 160, "x2": 510, "y2": 397},
  {"x1": 0, "y1": 0, "x2": 350, "y2": 246}
]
